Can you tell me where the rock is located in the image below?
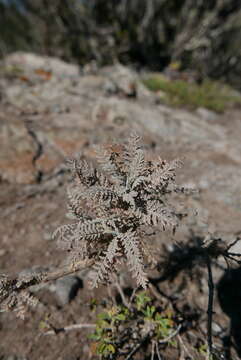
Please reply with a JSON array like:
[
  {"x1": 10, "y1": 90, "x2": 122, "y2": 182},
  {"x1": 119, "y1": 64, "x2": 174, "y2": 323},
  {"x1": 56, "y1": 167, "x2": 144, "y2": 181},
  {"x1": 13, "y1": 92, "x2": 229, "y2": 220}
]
[
  {"x1": 55, "y1": 276, "x2": 83, "y2": 305},
  {"x1": 33, "y1": 112, "x2": 89, "y2": 175},
  {"x1": 0, "y1": 112, "x2": 37, "y2": 184},
  {"x1": 198, "y1": 165, "x2": 241, "y2": 210},
  {"x1": 101, "y1": 64, "x2": 137, "y2": 97},
  {"x1": 0, "y1": 52, "x2": 241, "y2": 235},
  {"x1": 196, "y1": 107, "x2": 218, "y2": 121},
  {"x1": 212, "y1": 322, "x2": 222, "y2": 336},
  {"x1": 4, "y1": 52, "x2": 80, "y2": 78},
  {"x1": 91, "y1": 97, "x2": 226, "y2": 148},
  {"x1": 103, "y1": 79, "x2": 118, "y2": 95}
]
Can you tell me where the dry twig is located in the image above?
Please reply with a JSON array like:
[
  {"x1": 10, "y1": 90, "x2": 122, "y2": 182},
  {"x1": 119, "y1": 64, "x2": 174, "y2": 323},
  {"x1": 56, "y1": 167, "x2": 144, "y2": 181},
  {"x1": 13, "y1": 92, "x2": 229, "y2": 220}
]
[
  {"x1": 206, "y1": 255, "x2": 214, "y2": 359},
  {"x1": 0, "y1": 258, "x2": 94, "y2": 313},
  {"x1": 44, "y1": 323, "x2": 96, "y2": 335}
]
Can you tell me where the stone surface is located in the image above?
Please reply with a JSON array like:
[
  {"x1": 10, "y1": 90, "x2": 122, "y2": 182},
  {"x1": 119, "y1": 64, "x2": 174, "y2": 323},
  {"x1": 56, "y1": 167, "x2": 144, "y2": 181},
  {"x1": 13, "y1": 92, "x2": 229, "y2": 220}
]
[
  {"x1": 101, "y1": 64, "x2": 137, "y2": 97},
  {"x1": 54, "y1": 275, "x2": 83, "y2": 305},
  {"x1": 0, "y1": 111, "x2": 37, "y2": 184},
  {"x1": 3, "y1": 51, "x2": 80, "y2": 78},
  {"x1": 0, "y1": 53, "x2": 241, "y2": 235}
]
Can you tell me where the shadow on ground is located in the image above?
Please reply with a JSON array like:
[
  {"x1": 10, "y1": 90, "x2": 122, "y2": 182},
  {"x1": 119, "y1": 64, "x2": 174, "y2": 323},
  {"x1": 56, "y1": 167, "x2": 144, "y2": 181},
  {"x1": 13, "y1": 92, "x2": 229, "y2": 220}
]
[{"x1": 217, "y1": 267, "x2": 241, "y2": 359}]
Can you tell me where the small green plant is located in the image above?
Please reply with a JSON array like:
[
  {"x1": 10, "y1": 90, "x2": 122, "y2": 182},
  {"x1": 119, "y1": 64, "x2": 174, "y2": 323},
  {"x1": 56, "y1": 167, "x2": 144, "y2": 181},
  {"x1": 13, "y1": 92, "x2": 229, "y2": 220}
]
[
  {"x1": 136, "y1": 291, "x2": 175, "y2": 340},
  {"x1": 143, "y1": 74, "x2": 241, "y2": 112},
  {"x1": 89, "y1": 305, "x2": 130, "y2": 357},
  {"x1": 90, "y1": 291, "x2": 178, "y2": 358}
]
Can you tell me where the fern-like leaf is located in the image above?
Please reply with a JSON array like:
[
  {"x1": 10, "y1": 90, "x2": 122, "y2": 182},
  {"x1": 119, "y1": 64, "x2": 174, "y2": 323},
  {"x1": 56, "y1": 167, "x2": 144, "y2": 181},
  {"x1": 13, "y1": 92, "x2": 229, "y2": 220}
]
[
  {"x1": 120, "y1": 230, "x2": 148, "y2": 289},
  {"x1": 91, "y1": 237, "x2": 119, "y2": 287}
]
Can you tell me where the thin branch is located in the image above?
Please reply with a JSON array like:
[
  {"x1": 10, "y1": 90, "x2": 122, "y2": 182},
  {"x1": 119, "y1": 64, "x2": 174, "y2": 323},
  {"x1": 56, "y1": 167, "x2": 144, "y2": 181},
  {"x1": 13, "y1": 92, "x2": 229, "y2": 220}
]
[
  {"x1": 125, "y1": 341, "x2": 143, "y2": 360},
  {"x1": 40, "y1": 259, "x2": 94, "y2": 284},
  {"x1": 148, "y1": 283, "x2": 163, "y2": 302},
  {"x1": 226, "y1": 237, "x2": 241, "y2": 251},
  {"x1": 129, "y1": 287, "x2": 138, "y2": 305},
  {"x1": 206, "y1": 255, "x2": 214, "y2": 359},
  {"x1": 114, "y1": 280, "x2": 130, "y2": 309},
  {"x1": 108, "y1": 284, "x2": 117, "y2": 306},
  {"x1": 151, "y1": 340, "x2": 155, "y2": 360},
  {"x1": 158, "y1": 324, "x2": 182, "y2": 344},
  {"x1": 225, "y1": 256, "x2": 241, "y2": 265},
  {"x1": 126, "y1": 325, "x2": 180, "y2": 360},
  {"x1": 177, "y1": 334, "x2": 194, "y2": 360},
  {"x1": 44, "y1": 323, "x2": 96, "y2": 335},
  {"x1": 226, "y1": 252, "x2": 241, "y2": 257},
  {"x1": 155, "y1": 341, "x2": 163, "y2": 360},
  {"x1": 0, "y1": 258, "x2": 94, "y2": 309}
]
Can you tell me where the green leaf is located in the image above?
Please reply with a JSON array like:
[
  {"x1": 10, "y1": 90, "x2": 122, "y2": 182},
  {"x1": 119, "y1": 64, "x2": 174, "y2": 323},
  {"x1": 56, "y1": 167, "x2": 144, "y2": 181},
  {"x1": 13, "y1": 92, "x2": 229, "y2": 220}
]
[
  {"x1": 106, "y1": 344, "x2": 116, "y2": 354},
  {"x1": 97, "y1": 341, "x2": 116, "y2": 356},
  {"x1": 97, "y1": 343, "x2": 108, "y2": 355},
  {"x1": 88, "y1": 333, "x2": 101, "y2": 341},
  {"x1": 97, "y1": 319, "x2": 110, "y2": 329},
  {"x1": 135, "y1": 291, "x2": 151, "y2": 311},
  {"x1": 144, "y1": 305, "x2": 155, "y2": 319},
  {"x1": 115, "y1": 313, "x2": 126, "y2": 321},
  {"x1": 98, "y1": 311, "x2": 111, "y2": 321}
]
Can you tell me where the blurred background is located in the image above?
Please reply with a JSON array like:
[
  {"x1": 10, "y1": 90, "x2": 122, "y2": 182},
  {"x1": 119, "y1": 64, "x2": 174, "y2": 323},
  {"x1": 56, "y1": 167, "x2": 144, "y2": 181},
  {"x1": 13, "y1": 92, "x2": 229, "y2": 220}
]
[{"x1": 1, "y1": 0, "x2": 241, "y2": 89}]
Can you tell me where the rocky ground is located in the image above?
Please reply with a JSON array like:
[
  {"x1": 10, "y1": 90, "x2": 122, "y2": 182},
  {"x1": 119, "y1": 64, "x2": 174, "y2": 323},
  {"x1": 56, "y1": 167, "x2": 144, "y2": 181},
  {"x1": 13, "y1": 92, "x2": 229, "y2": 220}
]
[{"x1": 0, "y1": 52, "x2": 241, "y2": 360}]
